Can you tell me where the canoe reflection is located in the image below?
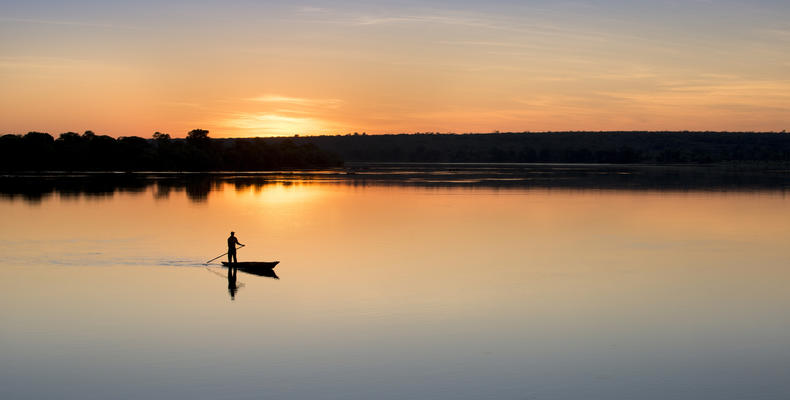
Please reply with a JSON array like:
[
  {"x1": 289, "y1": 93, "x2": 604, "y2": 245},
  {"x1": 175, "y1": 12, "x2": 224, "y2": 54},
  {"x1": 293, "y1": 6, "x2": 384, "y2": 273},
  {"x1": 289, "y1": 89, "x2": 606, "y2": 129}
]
[
  {"x1": 222, "y1": 262, "x2": 280, "y2": 301},
  {"x1": 224, "y1": 263, "x2": 280, "y2": 280}
]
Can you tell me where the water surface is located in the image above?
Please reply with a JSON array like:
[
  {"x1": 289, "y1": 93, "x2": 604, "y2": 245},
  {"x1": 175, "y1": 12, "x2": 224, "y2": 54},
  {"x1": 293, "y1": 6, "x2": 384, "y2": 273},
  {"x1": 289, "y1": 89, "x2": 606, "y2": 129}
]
[{"x1": 1, "y1": 170, "x2": 789, "y2": 399}]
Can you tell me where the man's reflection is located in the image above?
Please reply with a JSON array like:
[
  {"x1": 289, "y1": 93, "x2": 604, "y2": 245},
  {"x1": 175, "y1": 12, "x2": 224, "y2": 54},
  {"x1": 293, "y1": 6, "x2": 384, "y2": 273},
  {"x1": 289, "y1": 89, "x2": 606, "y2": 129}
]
[{"x1": 227, "y1": 264, "x2": 239, "y2": 300}]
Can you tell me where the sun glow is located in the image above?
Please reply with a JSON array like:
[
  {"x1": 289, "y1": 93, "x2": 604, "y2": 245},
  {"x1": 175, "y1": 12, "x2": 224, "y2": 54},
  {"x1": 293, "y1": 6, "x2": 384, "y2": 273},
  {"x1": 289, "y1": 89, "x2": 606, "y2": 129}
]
[{"x1": 222, "y1": 113, "x2": 336, "y2": 137}]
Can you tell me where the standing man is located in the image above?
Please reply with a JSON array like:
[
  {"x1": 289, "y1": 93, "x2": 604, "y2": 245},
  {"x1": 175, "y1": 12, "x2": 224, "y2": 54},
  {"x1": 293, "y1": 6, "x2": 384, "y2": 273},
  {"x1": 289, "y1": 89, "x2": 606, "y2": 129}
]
[{"x1": 227, "y1": 231, "x2": 244, "y2": 264}]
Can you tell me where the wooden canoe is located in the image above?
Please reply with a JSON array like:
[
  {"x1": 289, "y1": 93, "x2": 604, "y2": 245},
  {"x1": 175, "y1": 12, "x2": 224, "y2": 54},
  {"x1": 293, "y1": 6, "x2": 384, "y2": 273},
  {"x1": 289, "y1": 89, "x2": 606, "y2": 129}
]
[{"x1": 221, "y1": 261, "x2": 279, "y2": 269}]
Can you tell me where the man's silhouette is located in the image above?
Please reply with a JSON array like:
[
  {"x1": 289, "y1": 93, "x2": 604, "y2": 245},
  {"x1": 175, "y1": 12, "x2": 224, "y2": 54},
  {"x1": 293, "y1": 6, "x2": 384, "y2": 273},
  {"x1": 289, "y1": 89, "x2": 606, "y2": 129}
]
[{"x1": 227, "y1": 231, "x2": 244, "y2": 264}]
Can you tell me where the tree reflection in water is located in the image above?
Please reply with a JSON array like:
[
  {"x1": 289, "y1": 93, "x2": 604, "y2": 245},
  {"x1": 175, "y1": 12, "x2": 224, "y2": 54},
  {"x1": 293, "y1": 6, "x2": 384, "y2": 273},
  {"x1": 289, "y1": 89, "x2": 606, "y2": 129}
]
[{"x1": 1, "y1": 165, "x2": 788, "y2": 204}]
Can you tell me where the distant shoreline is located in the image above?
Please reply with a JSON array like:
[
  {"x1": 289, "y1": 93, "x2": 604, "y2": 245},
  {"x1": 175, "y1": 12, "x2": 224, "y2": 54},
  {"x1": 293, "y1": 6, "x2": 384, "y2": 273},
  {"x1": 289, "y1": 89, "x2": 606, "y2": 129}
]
[
  {"x1": 4, "y1": 131, "x2": 790, "y2": 172},
  {"x1": 2, "y1": 159, "x2": 790, "y2": 174}
]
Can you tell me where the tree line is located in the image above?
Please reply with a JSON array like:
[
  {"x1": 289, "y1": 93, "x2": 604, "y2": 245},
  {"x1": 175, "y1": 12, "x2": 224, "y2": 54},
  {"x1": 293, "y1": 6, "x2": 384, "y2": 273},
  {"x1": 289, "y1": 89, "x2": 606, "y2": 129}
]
[
  {"x1": 291, "y1": 131, "x2": 790, "y2": 164},
  {"x1": 3, "y1": 130, "x2": 790, "y2": 171},
  {"x1": 0, "y1": 130, "x2": 341, "y2": 171}
]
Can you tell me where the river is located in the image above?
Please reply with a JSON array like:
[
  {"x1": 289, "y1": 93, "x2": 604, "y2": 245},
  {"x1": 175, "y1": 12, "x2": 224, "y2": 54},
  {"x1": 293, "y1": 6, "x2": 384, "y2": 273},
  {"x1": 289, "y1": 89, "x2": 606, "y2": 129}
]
[{"x1": 1, "y1": 167, "x2": 789, "y2": 399}]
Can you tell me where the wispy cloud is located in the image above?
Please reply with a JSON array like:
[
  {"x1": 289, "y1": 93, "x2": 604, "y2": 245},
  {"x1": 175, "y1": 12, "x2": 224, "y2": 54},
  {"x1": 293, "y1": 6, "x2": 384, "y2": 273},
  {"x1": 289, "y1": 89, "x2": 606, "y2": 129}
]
[
  {"x1": 354, "y1": 14, "x2": 495, "y2": 29},
  {"x1": 351, "y1": 10, "x2": 614, "y2": 43},
  {"x1": 283, "y1": 6, "x2": 618, "y2": 51},
  {"x1": 596, "y1": 79, "x2": 790, "y2": 113},
  {"x1": 437, "y1": 40, "x2": 544, "y2": 49},
  {"x1": 0, "y1": 17, "x2": 141, "y2": 30},
  {"x1": 297, "y1": 6, "x2": 328, "y2": 14},
  {"x1": 758, "y1": 28, "x2": 790, "y2": 40},
  {"x1": 248, "y1": 95, "x2": 342, "y2": 108},
  {"x1": 0, "y1": 56, "x2": 131, "y2": 75},
  {"x1": 0, "y1": 56, "x2": 87, "y2": 69},
  {"x1": 157, "y1": 101, "x2": 206, "y2": 110}
]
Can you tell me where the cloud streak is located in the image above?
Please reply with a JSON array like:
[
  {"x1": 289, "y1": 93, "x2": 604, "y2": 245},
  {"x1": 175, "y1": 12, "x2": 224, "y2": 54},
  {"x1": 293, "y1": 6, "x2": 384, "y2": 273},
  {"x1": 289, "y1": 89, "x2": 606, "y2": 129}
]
[
  {"x1": 248, "y1": 95, "x2": 343, "y2": 108},
  {"x1": 0, "y1": 17, "x2": 142, "y2": 30}
]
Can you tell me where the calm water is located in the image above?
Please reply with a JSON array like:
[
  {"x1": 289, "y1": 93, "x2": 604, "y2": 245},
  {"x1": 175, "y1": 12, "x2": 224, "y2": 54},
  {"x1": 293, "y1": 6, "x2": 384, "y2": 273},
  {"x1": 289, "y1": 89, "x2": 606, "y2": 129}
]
[{"x1": 1, "y1": 171, "x2": 789, "y2": 400}]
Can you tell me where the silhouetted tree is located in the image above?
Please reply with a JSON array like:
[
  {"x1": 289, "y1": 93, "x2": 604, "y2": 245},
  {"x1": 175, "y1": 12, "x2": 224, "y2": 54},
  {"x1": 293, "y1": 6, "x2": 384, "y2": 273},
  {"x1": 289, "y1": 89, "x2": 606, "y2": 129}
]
[
  {"x1": 0, "y1": 134, "x2": 24, "y2": 170},
  {"x1": 21, "y1": 132, "x2": 55, "y2": 170},
  {"x1": 186, "y1": 129, "x2": 209, "y2": 143},
  {"x1": 153, "y1": 131, "x2": 171, "y2": 141},
  {"x1": 89, "y1": 134, "x2": 118, "y2": 170}
]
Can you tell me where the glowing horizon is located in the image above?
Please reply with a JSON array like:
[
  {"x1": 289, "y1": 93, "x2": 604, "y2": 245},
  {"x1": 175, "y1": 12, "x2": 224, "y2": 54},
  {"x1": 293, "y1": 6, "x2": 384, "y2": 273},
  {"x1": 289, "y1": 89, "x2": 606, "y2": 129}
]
[{"x1": 1, "y1": 1, "x2": 788, "y2": 138}]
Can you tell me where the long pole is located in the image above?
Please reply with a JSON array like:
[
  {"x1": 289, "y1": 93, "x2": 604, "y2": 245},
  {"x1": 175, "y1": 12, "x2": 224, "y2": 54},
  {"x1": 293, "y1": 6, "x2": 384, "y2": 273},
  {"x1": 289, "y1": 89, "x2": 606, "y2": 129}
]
[{"x1": 205, "y1": 244, "x2": 245, "y2": 265}]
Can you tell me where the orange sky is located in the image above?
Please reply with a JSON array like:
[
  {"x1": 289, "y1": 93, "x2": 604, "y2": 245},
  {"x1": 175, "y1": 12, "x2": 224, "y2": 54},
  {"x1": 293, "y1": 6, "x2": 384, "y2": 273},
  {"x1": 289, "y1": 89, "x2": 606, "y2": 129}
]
[{"x1": 1, "y1": 1, "x2": 788, "y2": 138}]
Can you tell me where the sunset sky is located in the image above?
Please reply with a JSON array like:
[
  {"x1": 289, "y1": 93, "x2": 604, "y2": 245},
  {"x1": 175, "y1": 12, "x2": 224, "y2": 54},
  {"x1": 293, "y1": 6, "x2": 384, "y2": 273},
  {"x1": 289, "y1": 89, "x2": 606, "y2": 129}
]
[{"x1": 1, "y1": 0, "x2": 789, "y2": 138}]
